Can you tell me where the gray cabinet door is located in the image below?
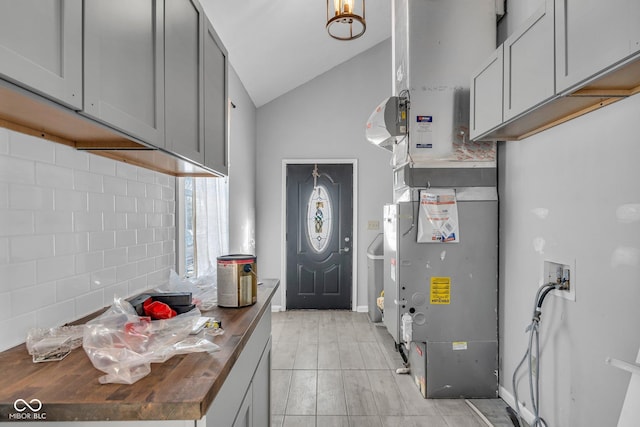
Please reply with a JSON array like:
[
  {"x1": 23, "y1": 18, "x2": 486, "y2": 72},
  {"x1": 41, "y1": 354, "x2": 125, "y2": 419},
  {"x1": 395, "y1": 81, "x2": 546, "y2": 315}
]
[
  {"x1": 232, "y1": 383, "x2": 253, "y2": 427},
  {"x1": 204, "y1": 19, "x2": 228, "y2": 175},
  {"x1": 165, "y1": 0, "x2": 205, "y2": 164},
  {"x1": 0, "y1": 0, "x2": 82, "y2": 109},
  {"x1": 83, "y1": 0, "x2": 165, "y2": 148},
  {"x1": 555, "y1": 0, "x2": 634, "y2": 93},
  {"x1": 470, "y1": 45, "x2": 503, "y2": 140},
  {"x1": 503, "y1": 0, "x2": 555, "y2": 121},
  {"x1": 251, "y1": 340, "x2": 271, "y2": 427}
]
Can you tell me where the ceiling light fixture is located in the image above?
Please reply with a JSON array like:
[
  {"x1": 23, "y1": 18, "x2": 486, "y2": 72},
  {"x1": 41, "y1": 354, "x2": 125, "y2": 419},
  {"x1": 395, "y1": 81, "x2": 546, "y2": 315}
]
[{"x1": 326, "y1": 0, "x2": 366, "y2": 41}]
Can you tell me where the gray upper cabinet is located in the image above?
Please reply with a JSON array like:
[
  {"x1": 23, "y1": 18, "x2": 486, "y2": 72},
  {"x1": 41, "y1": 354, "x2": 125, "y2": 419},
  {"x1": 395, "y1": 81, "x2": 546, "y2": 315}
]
[
  {"x1": 83, "y1": 0, "x2": 165, "y2": 148},
  {"x1": 204, "y1": 19, "x2": 229, "y2": 175},
  {"x1": 470, "y1": 46, "x2": 503, "y2": 140},
  {"x1": 165, "y1": 0, "x2": 205, "y2": 164},
  {"x1": 0, "y1": 0, "x2": 82, "y2": 110},
  {"x1": 555, "y1": 0, "x2": 638, "y2": 93},
  {"x1": 502, "y1": 0, "x2": 554, "y2": 121}
]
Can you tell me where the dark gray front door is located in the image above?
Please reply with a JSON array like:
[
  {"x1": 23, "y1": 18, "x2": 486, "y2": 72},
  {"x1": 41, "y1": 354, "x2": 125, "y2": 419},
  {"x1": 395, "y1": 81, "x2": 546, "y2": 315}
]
[{"x1": 286, "y1": 163, "x2": 353, "y2": 309}]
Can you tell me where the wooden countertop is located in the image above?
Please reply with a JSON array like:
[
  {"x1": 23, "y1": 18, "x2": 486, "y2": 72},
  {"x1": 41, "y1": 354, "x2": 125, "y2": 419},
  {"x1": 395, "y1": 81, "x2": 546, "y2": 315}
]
[{"x1": 0, "y1": 280, "x2": 279, "y2": 422}]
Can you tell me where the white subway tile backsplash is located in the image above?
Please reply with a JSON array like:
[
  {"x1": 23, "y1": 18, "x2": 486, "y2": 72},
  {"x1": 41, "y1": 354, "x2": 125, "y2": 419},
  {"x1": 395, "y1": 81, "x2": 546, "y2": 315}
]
[
  {"x1": 116, "y1": 262, "x2": 137, "y2": 282},
  {"x1": 104, "y1": 281, "x2": 129, "y2": 303},
  {"x1": 116, "y1": 162, "x2": 138, "y2": 180},
  {"x1": 137, "y1": 169, "x2": 155, "y2": 184},
  {"x1": 37, "y1": 255, "x2": 75, "y2": 282},
  {"x1": 10, "y1": 235, "x2": 54, "y2": 262},
  {"x1": 56, "y1": 274, "x2": 90, "y2": 301},
  {"x1": 0, "y1": 238, "x2": 8, "y2": 265},
  {"x1": 0, "y1": 156, "x2": 35, "y2": 185},
  {"x1": 128, "y1": 275, "x2": 148, "y2": 294},
  {"x1": 127, "y1": 181, "x2": 146, "y2": 198},
  {"x1": 0, "y1": 262, "x2": 37, "y2": 292},
  {"x1": 55, "y1": 144, "x2": 89, "y2": 171},
  {"x1": 89, "y1": 231, "x2": 115, "y2": 252},
  {"x1": 115, "y1": 195, "x2": 136, "y2": 213},
  {"x1": 55, "y1": 188, "x2": 88, "y2": 212},
  {"x1": 137, "y1": 228, "x2": 154, "y2": 245},
  {"x1": 147, "y1": 213, "x2": 163, "y2": 228},
  {"x1": 89, "y1": 154, "x2": 116, "y2": 176},
  {"x1": 1, "y1": 129, "x2": 176, "y2": 352},
  {"x1": 75, "y1": 251, "x2": 104, "y2": 274},
  {"x1": 75, "y1": 290, "x2": 105, "y2": 319},
  {"x1": 146, "y1": 183, "x2": 162, "y2": 200},
  {"x1": 0, "y1": 292, "x2": 10, "y2": 321},
  {"x1": 35, "y1": 211, "x2": 73, "y2": 233},
  {"x1": 10, "y1": 183, "x2": 54, "y2": 210},
  {"x1": 0, "y1": 182, "x2": 7, "y2": 209},
  {"x1": 103, "y1": 247, "x2": 127, "y2": 268},
  {"x1": 10, "y1": 132, "x2": 55, "y2": 163},
  {"x1": 55, "y1": 232, "x2": 89, "y2": 256},
  {"x1": 147, "y1": 242, "x2": 163, "y2": 258},
  {"x1": 128, "y1": 244, "x2": 147, "y2": 262},
  {"x1": 11, "y1": 281, "x2": 57, "y2": 316},
  {"x1": 127, "y1": 213, "x2": 146, "y2": 229},
  {"x1": 0, "y1": 211, "x2": 34, "y2": 236},
  {"x1": 74, "y1": 170, "x2": 103, "y2": 192},
  {"x1": 136, "y1": 258, "x2": 155, "y2": 275},
  {"x1": 0, "y1": 311, "x2": 37, "y2": 352},
  {"x1": 104, "y1": 212, "x2": 127, "y2": 231},
  {"x1": 0, "y1": 128, "x2": 8, "y2": 153},
  {"x1": 36, "y1": 299, "x2": 76, "y2": 330},
  {"x1": 90, "y1": 267, "x2": 117, "y2": 290},
  {"x1": 88, "y1": 192, "x2": 115, "y2": 213},
  {"x1": 138, "y1": 198, "x2": 155, "y2": 213},
  {"x1": 73, "y1": 212, "x2": 103, "y2": 232},
  {"x1": 36, "y1": 163, "x2": 74, "y2": 189},
  {"x1": 103, "y1": 176, "x2": 127, "y2": 196},
  {"x1": 115, "y1": 229, "x2": 136, "y2": 248}
]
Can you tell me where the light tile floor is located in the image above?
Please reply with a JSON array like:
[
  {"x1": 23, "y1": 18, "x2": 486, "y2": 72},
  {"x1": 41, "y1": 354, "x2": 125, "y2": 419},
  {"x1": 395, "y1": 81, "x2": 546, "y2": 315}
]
[{"x1": 271, "y1": 310, "x2": 489, "y2": 427}]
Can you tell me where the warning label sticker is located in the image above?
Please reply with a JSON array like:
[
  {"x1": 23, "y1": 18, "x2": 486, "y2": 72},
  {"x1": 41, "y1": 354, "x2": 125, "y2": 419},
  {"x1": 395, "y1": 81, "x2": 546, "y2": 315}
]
[{"x1": 430, "y1": 277, "x2": 451, "y2": 304}]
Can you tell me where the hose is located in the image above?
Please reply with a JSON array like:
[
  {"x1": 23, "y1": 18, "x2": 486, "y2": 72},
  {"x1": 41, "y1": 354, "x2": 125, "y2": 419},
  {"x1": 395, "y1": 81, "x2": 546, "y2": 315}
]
[{"x1": 510, "y1": 282, "x2": 560, "y2": 427}]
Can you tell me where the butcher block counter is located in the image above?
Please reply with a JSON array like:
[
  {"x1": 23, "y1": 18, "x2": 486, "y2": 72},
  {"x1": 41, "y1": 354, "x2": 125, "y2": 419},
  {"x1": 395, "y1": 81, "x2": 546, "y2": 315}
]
[{"x1": 0, "y1": 279, "x2": 279, "y2": 425}]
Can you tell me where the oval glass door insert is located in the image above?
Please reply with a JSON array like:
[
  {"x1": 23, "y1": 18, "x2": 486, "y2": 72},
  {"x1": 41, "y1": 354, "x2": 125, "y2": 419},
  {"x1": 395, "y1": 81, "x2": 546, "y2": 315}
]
[{"x1": 306, "y1": 185, "x2": 332, "y2": 253}]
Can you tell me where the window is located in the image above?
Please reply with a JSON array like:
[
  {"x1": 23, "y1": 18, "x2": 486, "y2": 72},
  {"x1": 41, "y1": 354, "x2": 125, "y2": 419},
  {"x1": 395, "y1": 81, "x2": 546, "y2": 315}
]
[{"x1": 179, "y1": 177, "x2": 229, "y2": 278}]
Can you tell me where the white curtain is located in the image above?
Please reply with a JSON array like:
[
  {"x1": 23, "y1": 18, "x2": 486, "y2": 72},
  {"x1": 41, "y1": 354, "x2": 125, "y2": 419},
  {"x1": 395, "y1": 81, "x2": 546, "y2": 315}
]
[{"x1": 193, "y1": 177, "x2": 229, "y2": 277}]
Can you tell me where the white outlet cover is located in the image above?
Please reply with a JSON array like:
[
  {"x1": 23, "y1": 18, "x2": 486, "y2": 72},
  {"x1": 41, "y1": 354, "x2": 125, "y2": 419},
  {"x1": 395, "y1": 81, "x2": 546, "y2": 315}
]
[{"x1": 542, "y1": 259, "x2": 576, "y2": 302}]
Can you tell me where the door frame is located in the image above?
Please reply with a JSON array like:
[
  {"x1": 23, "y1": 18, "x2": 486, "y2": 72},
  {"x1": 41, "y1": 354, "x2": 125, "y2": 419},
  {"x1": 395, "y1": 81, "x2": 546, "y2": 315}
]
[{"x1": 280, "y1": 158, "x2": 358, "y2": 311}]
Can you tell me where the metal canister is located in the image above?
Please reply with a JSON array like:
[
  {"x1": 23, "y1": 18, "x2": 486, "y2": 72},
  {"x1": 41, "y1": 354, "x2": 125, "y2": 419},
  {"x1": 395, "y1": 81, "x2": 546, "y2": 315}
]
[{"x1": 216, "y1": 254, "x2": 257, "y2": 307}]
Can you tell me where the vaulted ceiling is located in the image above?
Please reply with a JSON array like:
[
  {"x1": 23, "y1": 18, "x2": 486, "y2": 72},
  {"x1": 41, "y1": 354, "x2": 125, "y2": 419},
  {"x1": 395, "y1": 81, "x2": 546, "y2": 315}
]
[{"x1": 201, "y1": 0, "x2": 392, "y2": 107}]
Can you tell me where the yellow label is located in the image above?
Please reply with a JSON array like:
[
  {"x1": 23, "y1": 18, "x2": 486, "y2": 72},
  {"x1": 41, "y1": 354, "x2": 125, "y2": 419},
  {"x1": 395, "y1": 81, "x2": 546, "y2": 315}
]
[{"x1": 430, "y1": 277, "x2": 451, "y2": 304}]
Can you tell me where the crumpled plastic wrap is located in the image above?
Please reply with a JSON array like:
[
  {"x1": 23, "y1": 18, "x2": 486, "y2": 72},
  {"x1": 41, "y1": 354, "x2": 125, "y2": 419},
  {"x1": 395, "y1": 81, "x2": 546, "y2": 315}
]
[
  {"x1": 83, "y1": 297, "x2": 219, "y2": 385},
  {"x1": 155, "y1": 270, "x2": 218, "y2": 311},
  {"x1": 26, "y1": 325, "x2": 84, "y2": 363}
]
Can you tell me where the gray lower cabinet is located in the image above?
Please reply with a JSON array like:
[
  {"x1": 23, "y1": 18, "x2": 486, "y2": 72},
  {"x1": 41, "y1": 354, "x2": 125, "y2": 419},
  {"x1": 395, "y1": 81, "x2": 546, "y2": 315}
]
[
  {"x1": 199, "y1": 310, "x2": 272, "y2": 427},
  {"x1": 0, "y1": 0, "x2": 82, "y2": 109},
  {"x1": 204, "y1": 19, "x2": 229, "y2": 175},
  {"x1": 83, "y1": 0, "x2": 165, "y2": 147},
  {"x1": 165, "y1": 0, "x2": 205, "y2": 164}
]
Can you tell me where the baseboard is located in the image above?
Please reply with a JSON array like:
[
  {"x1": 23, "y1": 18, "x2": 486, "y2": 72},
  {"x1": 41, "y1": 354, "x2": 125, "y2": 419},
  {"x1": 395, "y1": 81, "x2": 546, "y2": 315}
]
[
  {"x1": 271, "y1": 305, "x2": 283, "y2": 312},
  {"x1": 499, "y1": 385, "x2": 536, "y2": 426},
  {"x1": 356, "y1": 305, "x2": 368, "y2": 313}
]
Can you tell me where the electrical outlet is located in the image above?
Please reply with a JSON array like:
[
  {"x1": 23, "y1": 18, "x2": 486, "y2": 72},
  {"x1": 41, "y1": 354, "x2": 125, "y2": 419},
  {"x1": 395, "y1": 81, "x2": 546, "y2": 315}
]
[{"x1": 543, "y1": 260, "x2": 576, "y2": 301}]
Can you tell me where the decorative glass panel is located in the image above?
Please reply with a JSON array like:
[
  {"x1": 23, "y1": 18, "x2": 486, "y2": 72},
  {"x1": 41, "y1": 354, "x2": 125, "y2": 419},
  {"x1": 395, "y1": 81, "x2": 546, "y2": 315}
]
[{"x1": 306, "y1": 185, "x2": 332, "y2": 253}]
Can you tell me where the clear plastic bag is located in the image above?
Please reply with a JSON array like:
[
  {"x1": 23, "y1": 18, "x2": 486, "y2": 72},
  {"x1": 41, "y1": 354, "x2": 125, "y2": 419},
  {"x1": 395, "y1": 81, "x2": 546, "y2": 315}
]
[
  {"x1": 83, "y1": 297, "x2": 219, "y2": 385},
  {"x1": 26, "y1": 325, "x2": 84, "y2": 363}
]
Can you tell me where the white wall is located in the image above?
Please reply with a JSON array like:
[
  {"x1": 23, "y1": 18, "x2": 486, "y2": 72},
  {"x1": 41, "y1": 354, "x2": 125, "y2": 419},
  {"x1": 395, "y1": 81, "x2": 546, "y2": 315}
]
[
  {"x1": 255, "y1": 39, "x2": 393, "y2": 310},
  {"x1": 0, "y1": 130, "x2": 175, "y2": 352},
  {"x1": 498, "y1": 3, "x2": 640, "y2": 426},
  {"x1": 228, "y1": 65, "x2": 257, "y2": 255}
]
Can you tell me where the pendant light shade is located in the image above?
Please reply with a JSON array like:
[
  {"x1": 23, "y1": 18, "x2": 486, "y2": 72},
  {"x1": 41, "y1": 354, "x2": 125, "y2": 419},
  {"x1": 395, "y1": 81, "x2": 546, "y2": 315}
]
[{"x1": 326, "y1": 0, "x2": 366, "y2": 41}]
